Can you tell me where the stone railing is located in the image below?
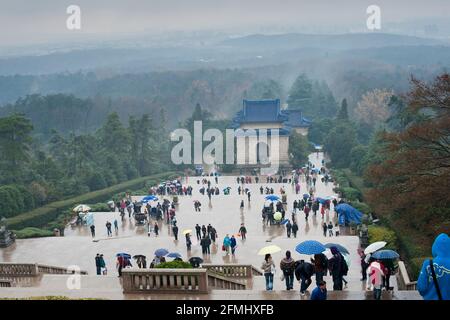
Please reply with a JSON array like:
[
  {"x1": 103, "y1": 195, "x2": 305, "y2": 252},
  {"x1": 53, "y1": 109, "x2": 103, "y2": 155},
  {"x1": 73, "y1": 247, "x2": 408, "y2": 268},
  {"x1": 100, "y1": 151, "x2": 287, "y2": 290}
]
[
  {"x1": 0, "y1": 263, "x2": 39, "y2": 277},
  {"x1": 202, "y1": 264, "x2": 255, "y2": 278},
  {"x1": 207, "y1": 270, "x2": 246, "y2": 290},
  {"x1": 122, "y1": 269, "x2": 208, "y2": 293},
  {"x1": 0, "y1": 263, "x2": 87, "y2": 277},
  {"x1": 37, "y1": 264, "x2": 87, "y2": 275},
  {"x1": 0, "y1": 279, "x2": 12, "y2": 287},
  {"x1": 396, "y1": 261, "x2": 417, "y2": 291}
]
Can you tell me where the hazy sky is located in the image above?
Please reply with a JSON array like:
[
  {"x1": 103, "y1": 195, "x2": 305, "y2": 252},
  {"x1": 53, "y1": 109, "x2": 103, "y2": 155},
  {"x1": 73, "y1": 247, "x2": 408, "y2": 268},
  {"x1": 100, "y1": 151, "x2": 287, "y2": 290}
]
[{"x1": 1, "y1": 0, "x2": 450, "y2": 47}]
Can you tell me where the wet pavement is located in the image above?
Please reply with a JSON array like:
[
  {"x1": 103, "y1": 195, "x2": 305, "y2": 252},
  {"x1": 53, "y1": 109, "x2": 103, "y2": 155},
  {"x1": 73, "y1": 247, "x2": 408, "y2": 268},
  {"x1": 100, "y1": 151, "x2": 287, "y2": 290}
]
[{"x1": 0, "y1": 153, "x2": 375, "y2": 296}]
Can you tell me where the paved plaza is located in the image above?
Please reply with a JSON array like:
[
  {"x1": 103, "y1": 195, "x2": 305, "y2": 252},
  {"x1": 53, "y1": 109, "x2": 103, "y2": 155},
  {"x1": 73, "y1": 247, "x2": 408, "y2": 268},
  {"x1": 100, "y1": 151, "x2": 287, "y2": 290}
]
[{"x1": 0, "y1": 152, "x2": 406, "y2": 299}]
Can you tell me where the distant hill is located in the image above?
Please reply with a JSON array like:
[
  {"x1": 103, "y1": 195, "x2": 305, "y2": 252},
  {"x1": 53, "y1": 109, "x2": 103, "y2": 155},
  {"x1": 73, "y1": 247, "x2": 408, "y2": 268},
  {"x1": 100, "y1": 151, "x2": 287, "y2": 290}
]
[{"x1": 221, "y1": 32, "x2": 446, "y2": 50}]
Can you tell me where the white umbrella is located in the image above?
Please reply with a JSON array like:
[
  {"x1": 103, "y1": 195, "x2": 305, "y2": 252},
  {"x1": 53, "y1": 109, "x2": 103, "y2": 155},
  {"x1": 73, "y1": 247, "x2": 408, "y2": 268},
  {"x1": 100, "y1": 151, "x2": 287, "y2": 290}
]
[
  {"x1": 364, "y1": 241, "x2": 387, "y2": 255},
  {"x1": 73, "y1": 204, "x2": 91, "y2": 212}
]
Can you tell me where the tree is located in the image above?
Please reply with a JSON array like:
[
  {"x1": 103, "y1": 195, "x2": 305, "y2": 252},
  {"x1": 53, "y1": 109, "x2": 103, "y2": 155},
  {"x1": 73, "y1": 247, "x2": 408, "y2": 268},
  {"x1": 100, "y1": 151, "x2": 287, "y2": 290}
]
[
  {"x1": 289, "y1": 131, "x2": 310, "y2": 168},
  {"x1": 337, "y1": 99, "x2": 349, "y2": 120},
  {"x1": 366, "y1": 74, "x2": 450, "y2": 235},
  {"x1": 324, "y1": 122, "x2": 358, "y2": 168},
  {"x1": 0, "y1": 113, "x2": 33, "y2": 183},
  {"x1": 287, "y1": 74, "x2": 312, "y2": 110},
  {"x1": 247, "y1": 80, "x2": 283, "y2": 100},
  {"x1": 354, "y1": 89, "x2": 394, "y2": 129}
]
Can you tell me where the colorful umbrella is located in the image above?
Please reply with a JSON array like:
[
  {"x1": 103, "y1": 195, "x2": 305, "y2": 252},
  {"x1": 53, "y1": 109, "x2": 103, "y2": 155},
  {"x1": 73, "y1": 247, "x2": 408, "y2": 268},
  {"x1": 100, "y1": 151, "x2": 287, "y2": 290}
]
[
  {"x1": 167, "y1": 252, "x2": 182, "y2": 259},
  {"x1": 265, "y1": 195, "x2": 280, "y2": 202}
]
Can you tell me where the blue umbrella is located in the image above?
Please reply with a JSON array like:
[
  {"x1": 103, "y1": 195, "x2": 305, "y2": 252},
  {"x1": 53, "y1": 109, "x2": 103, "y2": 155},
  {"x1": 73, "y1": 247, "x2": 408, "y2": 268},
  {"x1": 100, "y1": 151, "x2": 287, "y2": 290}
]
[
  {"x1": 316, "y1": 197, "x2": 327, "y2": 205},
  {"x1": 167, "y1": 252, "x2": 182, "y2": 259},
  {"x1": 142, "y1": 195, "x2": 159, "y2": 203},
  {"x1": 116, "y1": 253, "x2": 131, "y2": 259},
  {"x1": 372, "y1": 249, "x2": 400, "y2": 260},
  {"x1": 324, "y1": 243, "x2": 349, "y2": 255},
  {"x1": 295, "y1": 240, "x2": 326, "y2": 255},
  {"x1": 154, "y1": 248, "x2": 169, "y2": 257},
  {"x1": 311, "y1": 168, "x2": 320, "y2": 173},
  {"x1": 303, "y1": 193, "x2": 310, "y2": 199},
  {"x1": 265, "y1": 195, "x2": 280, "y2": 202},
  {"x1": 280, "y1": 219, "x2": 289, "y2": 225}
]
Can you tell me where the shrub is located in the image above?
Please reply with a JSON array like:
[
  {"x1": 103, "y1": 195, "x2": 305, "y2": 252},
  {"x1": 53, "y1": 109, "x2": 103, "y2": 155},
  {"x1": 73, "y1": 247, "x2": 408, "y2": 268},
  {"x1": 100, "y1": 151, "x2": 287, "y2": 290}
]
[
  {"x1": 368, "y1": 225, "x2": 398, "y2": 251},
  {"x1": 13, "y1": 227, "x2": 54, "y2": 239},
  {"x1": 350, "y1": 202, "x2": 372, "y2": 215},
  {"x1": 89, "y1": 203, "x2": 110, "y2": 212},
  {"x1": 156, "y1": 261, "x2": 193, "y2": 269},
  {"x1": 341, "y1": 187, "x2": 362, "y2": 201}
]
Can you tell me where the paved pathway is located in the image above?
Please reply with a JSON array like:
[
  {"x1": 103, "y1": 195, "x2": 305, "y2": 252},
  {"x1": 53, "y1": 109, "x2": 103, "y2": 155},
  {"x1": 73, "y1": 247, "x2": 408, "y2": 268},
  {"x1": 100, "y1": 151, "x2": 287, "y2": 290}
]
[{"x1": 0, "y1": 152, "x2": 378, "y2": 297}]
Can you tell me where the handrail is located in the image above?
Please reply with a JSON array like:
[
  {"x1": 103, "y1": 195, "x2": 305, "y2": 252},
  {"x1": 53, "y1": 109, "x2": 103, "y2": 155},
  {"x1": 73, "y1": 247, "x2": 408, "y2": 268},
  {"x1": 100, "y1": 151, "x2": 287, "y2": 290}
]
[
  {"x1": 202, "y1": 264, "x2": 254, "y2": 278},
  {"x1": 206, "y1": 270, "x2": 246, "y2": 290},
  {"x1": 396, "y1": 261, "x2": 417, "y2": 290},
  {"x1": 0, "y1": 263, "x2": 88, "y2": 276}
]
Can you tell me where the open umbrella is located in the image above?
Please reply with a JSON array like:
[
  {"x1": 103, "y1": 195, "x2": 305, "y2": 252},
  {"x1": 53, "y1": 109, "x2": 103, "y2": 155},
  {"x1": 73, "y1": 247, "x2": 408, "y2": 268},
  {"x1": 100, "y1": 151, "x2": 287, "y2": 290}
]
[
  {"x1": 133, "y1": 255, "x2": 146, "y2": 259},
  {"x1": 324, "y1": 243, "x2": 349, "y2": 255},
  {"x1": 364, "y1": 241, "x2": 387, "y2": 255},
  {"x1": 257, "y1": 245, "x2": 282, "y2": 255},
  {"x1": 142, "y1": 195, "x2": 158, "y2": 203},
  {"x1": 154, "y1": 248, "x2": 169, "y2": 257},
  {"x1": 116, "y1": 253, "x2": 131, "y2": 259},
  {"x1": 295, "y1": 240, "x2": 326, "y2": 255},
  {"x1": 273, "y1": 212, "x2": 282, "y2": 221},
  {"x1": 189, "y1": 257, "x2": 204, "y2": 267},
  {"x1": 73, "y1": 204, "x2": 91, "y2": 212},
  {"x1": 303, "y1": 193, "x2": 310, "y2": 199},
  {"x1": 280, "y1": 219, "x2": 289, "y2": 225},
  {"x1": 182, "y1": 229, "x2": 192, "y2": 235},
  {"x1": 372, "y1": 249, "x2": 399, "y2": 260},
  {"x1": 265, "y1": 195, "x2": 280, "y2": 202},
  {"x1": 167, "y1": 252, "x2": 182, "y2": 259}
]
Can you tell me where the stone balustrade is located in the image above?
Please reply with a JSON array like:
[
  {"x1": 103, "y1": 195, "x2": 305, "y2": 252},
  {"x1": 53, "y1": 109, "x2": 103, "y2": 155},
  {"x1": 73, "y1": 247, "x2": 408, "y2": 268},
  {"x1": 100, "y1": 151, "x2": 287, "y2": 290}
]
[
  {"x1": 396, "y1": 261, "x2": 417, "y2": 291},
  {"x1": 0, "y1": 263, "x2": 39, "y2": 277},
  {"x1": 0, "y1": 279, "x2": 12, "y2": 287},
  {"x1": 122, "y1": 268, "x2": 208, "y2": 293},
  {"x1": 207, "y1": 270, "x2": 246, "y2": 290},
  {"x1": 202, "y1": 264, "x2": 256, "y2": 278},
  {"x1": 37, "y1": 264, "x2": 87, "y2": 275},
  {"x1": 0, "y1": 263, "x2": 87, "y2": 277}
]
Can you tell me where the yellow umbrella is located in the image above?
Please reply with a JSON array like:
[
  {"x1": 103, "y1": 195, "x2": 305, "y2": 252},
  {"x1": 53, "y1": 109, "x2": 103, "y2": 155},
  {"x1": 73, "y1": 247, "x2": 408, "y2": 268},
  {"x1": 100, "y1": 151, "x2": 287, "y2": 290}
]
[
  {"x1": 258, "y1": 245, "x2": 282, "y2": 255},
  {"x1": 274, "y1": 211, "x2": 282, "y2": 221},
  {"x1": 182, "y1": 229, "x2": 192, "y2": 235}
]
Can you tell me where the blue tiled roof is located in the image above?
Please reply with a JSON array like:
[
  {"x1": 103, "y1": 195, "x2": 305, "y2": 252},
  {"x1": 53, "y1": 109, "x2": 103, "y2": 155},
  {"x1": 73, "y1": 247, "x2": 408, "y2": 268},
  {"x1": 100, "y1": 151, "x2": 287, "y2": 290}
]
[
  {"x1": 284, "y1": 109, "x2": 311, "y2": 128},
  {"x1": 231, "y1": 99, "x2": 311, "y2": 131},
  {"x1": 238, "y1": 99, "x2": 288, "y2": 123}
]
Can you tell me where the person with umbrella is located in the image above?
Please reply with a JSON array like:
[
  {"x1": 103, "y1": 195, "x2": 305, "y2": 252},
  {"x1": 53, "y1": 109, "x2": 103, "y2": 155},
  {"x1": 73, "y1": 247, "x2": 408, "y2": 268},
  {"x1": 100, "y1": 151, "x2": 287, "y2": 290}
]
[
  {"x1": 295, "y1": 260, "x2": 315, "y2": 296},
  {"x1": 116, "y1": 254, "x2": 127, "y2": 277},
  {"x1": 261, "y1": 254, "x2": 276, "y2": 291},
  {"x1": 328, "y1": 247, "x2": 347, "y2": 291},
  {"x1": 280, "y1": 251, "x2": 296, "y2": 290},
  {"x1": 358, "y1": 249, "x2": 369, "y2": 281},
  {"x1": 367, "y1": 259, "x2": 385, "y2": 300},
  {"x1": 311, "y1": 253, "x2": 328, "y2": 286}
]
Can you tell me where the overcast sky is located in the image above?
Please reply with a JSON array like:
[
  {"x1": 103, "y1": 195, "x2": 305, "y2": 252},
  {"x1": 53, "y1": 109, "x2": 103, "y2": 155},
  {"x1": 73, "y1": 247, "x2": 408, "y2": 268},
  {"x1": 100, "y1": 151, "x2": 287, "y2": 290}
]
[{"x1": 1, "y1": 0, "x2": 450, "y2": 47}]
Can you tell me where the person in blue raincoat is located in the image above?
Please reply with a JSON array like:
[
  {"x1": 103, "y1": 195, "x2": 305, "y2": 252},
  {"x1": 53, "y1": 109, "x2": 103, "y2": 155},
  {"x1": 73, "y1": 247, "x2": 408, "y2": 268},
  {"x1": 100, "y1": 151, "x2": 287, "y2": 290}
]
[{"x1": 417, "y1": 233, "x2": 450, "y2": 300}]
